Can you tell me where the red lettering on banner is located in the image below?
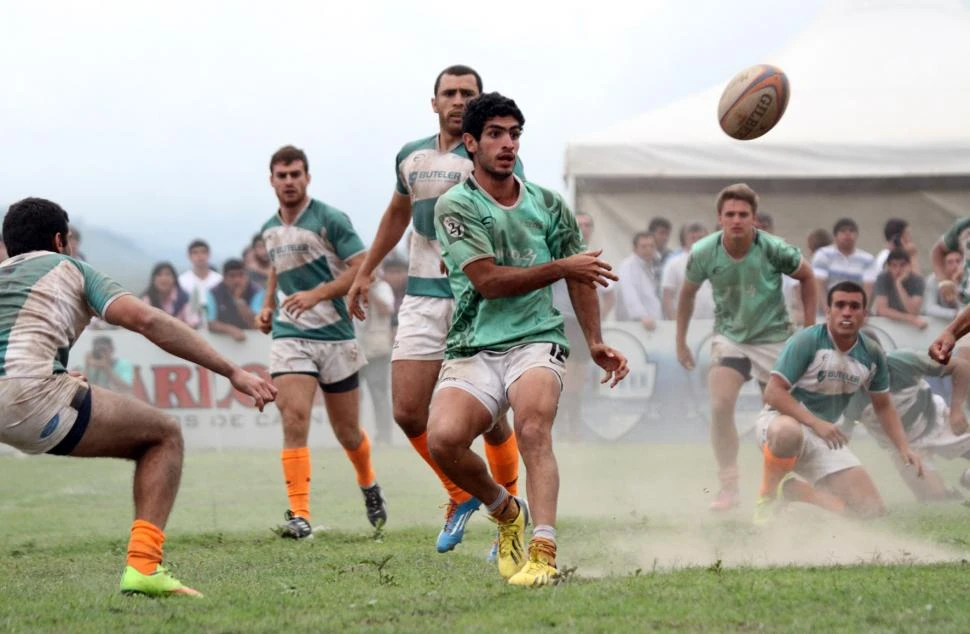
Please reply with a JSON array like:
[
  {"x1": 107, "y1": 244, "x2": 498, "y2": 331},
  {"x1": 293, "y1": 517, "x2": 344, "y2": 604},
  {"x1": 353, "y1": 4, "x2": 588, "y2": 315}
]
[
  {"x1": 154, "y1": 366, "x2": 200, "y2": 408},
  {"x1": 197, "y1": 368, "x2": 213, "y2": 408}
]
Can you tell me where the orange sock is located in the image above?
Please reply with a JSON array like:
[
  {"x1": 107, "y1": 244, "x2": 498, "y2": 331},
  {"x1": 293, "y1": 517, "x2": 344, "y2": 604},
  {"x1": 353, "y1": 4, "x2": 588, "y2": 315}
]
[
  {"x1": 344, "y1": 430, "x2": 377, "y2": 488},
  {"x1": 484, "y1": 433, "x2": 519, "y2": 496},
  {"x1": 127, "y1": 519, "x2": 165, "y2": 575},
  {"x1": 782, "y1": 478, "x2": 848, "y2": 514},
  {"x1": 282, "y1": 447, "x2": 311, "y2": 521},
  {"x1": 759, "y1": 444, "x2": 798, "y2": 498},
  {"x1": 408, "y1": 432, "x2": 472, "y2": 504}
]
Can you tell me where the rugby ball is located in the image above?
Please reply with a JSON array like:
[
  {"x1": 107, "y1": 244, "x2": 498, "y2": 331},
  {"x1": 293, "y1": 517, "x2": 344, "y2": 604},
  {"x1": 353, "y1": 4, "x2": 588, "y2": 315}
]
[{"x1": 717, "y1": 64, "x2": 790, "y2": 141}]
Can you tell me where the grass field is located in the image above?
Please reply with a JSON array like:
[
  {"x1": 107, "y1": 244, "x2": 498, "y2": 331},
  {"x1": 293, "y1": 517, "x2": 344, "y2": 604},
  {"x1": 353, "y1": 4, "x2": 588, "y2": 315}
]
[{"x1": 2, "y1": 440, "x2": 970, "y2": 633}]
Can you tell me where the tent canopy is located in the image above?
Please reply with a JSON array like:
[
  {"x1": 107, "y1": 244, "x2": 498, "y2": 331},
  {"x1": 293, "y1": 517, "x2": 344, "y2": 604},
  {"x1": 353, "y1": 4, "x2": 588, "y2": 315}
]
[{"x1": 564, "y1": 1, "x2": 970, "y2": 269}]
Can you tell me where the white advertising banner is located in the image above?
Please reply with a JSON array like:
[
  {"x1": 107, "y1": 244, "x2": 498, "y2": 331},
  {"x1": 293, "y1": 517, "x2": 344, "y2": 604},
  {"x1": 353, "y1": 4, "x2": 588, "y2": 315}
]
[{"x1": 32, "y1": 317, "x2": 954, "y2": 451}]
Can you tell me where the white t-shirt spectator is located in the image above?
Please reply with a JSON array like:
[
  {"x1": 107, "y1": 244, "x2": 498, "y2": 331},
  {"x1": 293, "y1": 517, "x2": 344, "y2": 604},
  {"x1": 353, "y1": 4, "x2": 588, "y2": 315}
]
[
  {"x1": 614, "y1": 254, "x2": 662, "y2": 321},
  {"x1": 661, "y1": 251, "x2": 715, "y2": 319},
  {"x1": 178, "y1": 269, "x2": 223, "y2": 325},
  {"x1": 812, "y1": 245, "x2": 875, "y2": 289}
]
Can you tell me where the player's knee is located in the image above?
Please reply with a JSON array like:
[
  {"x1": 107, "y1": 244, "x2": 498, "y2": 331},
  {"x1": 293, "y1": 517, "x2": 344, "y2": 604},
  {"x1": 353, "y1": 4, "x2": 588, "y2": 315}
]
[
  {"x1": 156, "y1": 414, "x2": 184, "y2": 454},
  {"x1": 709, "y1": 391, "x2": 739, "y2": 419},
  {"x1": 766, "y1": 417, "x2": 802, "y2": 457},
  {"x1": 393, "y1": 402, "x2": 428, "y2": 436},
  {"x1": 515, "y1": 416, "x2": 552, "y2": 452}
]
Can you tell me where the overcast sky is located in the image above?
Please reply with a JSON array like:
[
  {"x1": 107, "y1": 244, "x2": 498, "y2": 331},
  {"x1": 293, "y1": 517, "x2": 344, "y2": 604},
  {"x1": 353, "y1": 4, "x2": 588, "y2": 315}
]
[{"x1": 0, "y1": 0, "x2": 823, "y2": 261}]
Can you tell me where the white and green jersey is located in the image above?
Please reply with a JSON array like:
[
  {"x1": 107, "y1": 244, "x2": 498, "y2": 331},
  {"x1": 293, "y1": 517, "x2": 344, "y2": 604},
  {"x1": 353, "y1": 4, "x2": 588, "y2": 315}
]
[
  {"x1": 395, "y1": 135, "x2": 524, "y2": 298},
  {"x1": 261, "y1": 199, "x2": 366, "y2": 342},
  {"x1": 686, "y1": 230, "x2": 801, "y2": 344},
  {"x1": 842, "y1": 349, "x2": 947, "y2": 434},
  {"x1": 0, "y1": 252, "x2": 128, "y2": 377},
  {"x1": 434, "y1": 175, "x2": 585, "y2": 359},
  {"x1": 772, "y1": 324, "x2": 889, "y2": 423},
  {"x1": 941, "y1": 218, "x2": 970, "y2": 303}
]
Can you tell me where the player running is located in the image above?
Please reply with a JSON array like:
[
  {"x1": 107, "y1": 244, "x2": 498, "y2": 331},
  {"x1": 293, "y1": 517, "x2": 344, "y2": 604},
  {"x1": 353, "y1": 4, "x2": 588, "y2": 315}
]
[
  {"x1": 676, "y1": 183, "x2": 817, "y2": 511},
  {"x1": 255, "y1": 145, "x2": 387, "y2": 539},
  {"x1": 754, "y1": 281, "x2": 923, "y2": 523},
  {"x1": 0, "y1": 198, "x2": 277, "y2": 597},
  {"x1": 346, "y1": 65, "x2": 522, "y2": 553},
  {"x1": 840, "y1": 347, "x2": 970, "y2": 501},
  {"x1": 428, "y1": 92, "x2": 628, "y2": 586}
]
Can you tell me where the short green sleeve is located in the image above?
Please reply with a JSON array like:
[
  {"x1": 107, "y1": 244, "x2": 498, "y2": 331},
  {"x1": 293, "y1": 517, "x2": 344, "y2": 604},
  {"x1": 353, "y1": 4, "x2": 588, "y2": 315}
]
[
  {"x1": 435, "y1": 197, "x2": 494, "y2": 269},
  {"x1": 772, "y1": 328, "x2": 818, "y2": 386},
  {"x1": 547, "y1": 196, "x2": 586, "y2": 260},
  {"x1": 763, "y1": 234, "x2": 802, "y2": 276},
  {"x1": 869, "y1": 348, "x2": 890, "y2": 393},
  {"x1": 943, "y1": 218, "x2": 970, "y2": 252},
  {"x1": 324, "y1": 210, "x2": 366, "y2": 261},
  {"x1": 76, "y1": 260, "x2": 129, "y2": 317}
]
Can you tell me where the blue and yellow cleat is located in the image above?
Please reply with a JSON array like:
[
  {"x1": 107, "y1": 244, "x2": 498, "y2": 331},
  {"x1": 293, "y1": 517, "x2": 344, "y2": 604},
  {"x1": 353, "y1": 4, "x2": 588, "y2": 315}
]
[
  {"x1": 436, "y1": 497, "x2": 480, "y2": 553},
  {"x1": 120, "y1": 564, "x2": 203, "y2": 598}
]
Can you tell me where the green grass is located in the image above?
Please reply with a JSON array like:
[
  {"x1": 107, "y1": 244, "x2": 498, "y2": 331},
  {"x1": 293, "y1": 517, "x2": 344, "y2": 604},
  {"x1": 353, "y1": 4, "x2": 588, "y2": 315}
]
[{"x1": 2, "y1": 442, "x2": 970, "y2": 633}]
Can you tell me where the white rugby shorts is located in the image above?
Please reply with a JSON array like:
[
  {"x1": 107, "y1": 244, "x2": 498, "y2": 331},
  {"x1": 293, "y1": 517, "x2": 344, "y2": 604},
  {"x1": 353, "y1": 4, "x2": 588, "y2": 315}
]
[
  {"x1": 391, "y1": 295, "x2": 454, "y2": 362},
  {"x1": 434, "y1": 342, "x2": 567, "y2": 421},
  {"x1": 0, "y1": 374, "x2": 88, "y2": 454},
  {"x1": 270, "y1": 338, "x2": 366, "y2": 386},
  {"x1": 756, "y1": 407, "x2": 862, "y2": 485}
]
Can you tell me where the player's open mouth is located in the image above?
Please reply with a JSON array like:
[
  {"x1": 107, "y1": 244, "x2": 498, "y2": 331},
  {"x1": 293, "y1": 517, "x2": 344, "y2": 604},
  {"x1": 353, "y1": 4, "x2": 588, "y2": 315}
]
[{"x1": 839, "y1": 320, "x2": 853, "y2": 327}]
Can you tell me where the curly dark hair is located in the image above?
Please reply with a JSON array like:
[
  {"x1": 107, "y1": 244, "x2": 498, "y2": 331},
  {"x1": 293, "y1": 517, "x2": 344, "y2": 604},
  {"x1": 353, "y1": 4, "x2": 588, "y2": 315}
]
[
  {"x1": 2, "y1": 197, "x2": 70, "y2": 257},
  {"x1": 461, "y1": 92, "x2": 525, "y2": 142}
]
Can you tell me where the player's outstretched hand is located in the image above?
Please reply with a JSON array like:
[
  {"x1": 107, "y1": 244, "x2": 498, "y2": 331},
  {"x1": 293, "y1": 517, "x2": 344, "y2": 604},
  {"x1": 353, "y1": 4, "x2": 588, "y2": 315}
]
[
  {"x1": 591, "y1": 343, "x2": 629, "y2": 388},
  {"x1": 810, "y1": 420, "x2": 848, "y2": 450},
  {"x1": 282, "y1": 290, "x2": 323, "y2": 319},
  {"x1": 899, "y1": 448, "x2": 925, "y2": 479},
  {"x1": 255, "y1": 306, "x2": 274, "y2": 334},
  {"x1": 347, "y1": 274, "x2": 370, "y2": 321},
  {"x1": 229, "y1": 368, "x2": 278, "y2": 413},
  {"x1": 561, "y1": 250, "x2": 618, "y2": 288},
  {"x1": 929, "y1": 330, "x2": 956, "y2": 364},
  {"x1": 676, "y1": 342, "x2": 695, "y2": 371}
]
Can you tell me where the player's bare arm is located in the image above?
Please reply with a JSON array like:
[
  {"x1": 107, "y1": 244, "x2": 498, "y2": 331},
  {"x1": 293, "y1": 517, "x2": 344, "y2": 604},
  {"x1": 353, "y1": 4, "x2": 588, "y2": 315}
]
[
  {"x1": 944, "y1": 356, "x2": 970, "y2": 433},
  {"x1": 929, "y1": 303, "x2": 970, "y2": 363},
  {"x1": 283, "y1": 252, "x2": 366, "y2": 319},
  {"x1": 104, "y1": 294, "x2": 278, "y2": 410},
  {"x1": 763, "y1": 374, "x2": 847, "y2": 449},
  {"x1": 461, "y1": 249, "x2": 616, "y2": 300},
  {"x1": 675, "y1": 280, "x2": 700, "y2": 370},
  {"x1": 567, "y1": 279, "x2": 629, "y2": 388},
  {"x1": 255, "y1": 267, "x2": 278, "y2": 334},
  {"x1": 789, "y1": 258, "x2": 817, "y2": 327},
  {"x1": 349, "y1": 192, "x2": 413, "y2": 320},
  {"x1": 870, "y1": 391, "x2": 924, "y2": 477}
]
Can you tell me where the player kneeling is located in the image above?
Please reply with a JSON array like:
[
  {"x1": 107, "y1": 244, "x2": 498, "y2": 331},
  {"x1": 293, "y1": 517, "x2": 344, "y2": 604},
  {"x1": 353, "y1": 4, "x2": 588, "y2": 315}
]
[
  {"x1": 753, "y1": 281, "x2": 922, "y2": 523},
  {"x1": 839, "y1": 347, "x2": 970, "y2": 501}
]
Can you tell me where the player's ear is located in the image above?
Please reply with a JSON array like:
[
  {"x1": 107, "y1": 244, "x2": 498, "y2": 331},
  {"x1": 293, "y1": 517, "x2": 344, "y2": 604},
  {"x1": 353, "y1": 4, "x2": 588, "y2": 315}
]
[
  {"x1": 53, "y1": 232, "x2": 68, "y2": 255},
  {"x1": 431, "y1": 95, "x2": 440, "y2": 114},
  {"x1": 463, "y1": 133, "x2": 478, "y2": 154}
]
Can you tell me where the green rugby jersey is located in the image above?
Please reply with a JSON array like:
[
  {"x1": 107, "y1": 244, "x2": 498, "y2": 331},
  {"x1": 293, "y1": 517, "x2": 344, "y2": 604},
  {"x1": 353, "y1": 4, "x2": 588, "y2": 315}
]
[
  {"x1": 941, "y1": 218, "x2": 970, "y2": 304},
  {"x1": 0, "y1": 252, "x2": 128, "y2": 377},
  {"x1": 842, "y1": 349, "x2": 947, "y2": 434},
  {"x1": 772, "y1": 324, "x2": 889, "y2": 423},
  {"x1": 686, "y1": 230, "x2": 801, "y2": 344},
  {"x1": 261, "y1": 199, "x2": 366, "y2": 342},
  {"x1": 434, "y1": 175, "x2": 585, "y2": 359},
  {"x1": 395, "y1": 135, "x2": 524, "y2": 298}
]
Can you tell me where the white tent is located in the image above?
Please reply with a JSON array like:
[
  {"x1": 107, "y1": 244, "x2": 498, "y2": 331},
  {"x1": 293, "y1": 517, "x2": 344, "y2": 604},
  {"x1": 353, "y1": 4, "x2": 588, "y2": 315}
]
[{"x1": 565, "y1": 0, "x2": 970, "y2": 268}]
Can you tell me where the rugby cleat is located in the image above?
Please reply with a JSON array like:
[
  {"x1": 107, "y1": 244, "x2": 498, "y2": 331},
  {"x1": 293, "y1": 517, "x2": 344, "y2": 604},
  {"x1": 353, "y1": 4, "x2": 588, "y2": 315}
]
[
  {"x1": 753, "y1": 472, "x2": 795, "y2": 527},
  {"x1": 508, "y1": 538, "x2": 559, "y2": 587},
  {"x1": 275, "y1": 510, "x2": 313, "y2": 540},
  {"x1": 436, "y1": 497, "x2": 480, "y2": 553},
  {"x1": 120, "y1": 564, "x2": 203, "y2": 598},
  {"x1": 362, "y1": 483, "x2": 388, "y2": 528},
  {"x1": 494, "y1": 496, "x2": 529, "y2": 579},
  {"x1": 709, "y1": 487, "x2": 741, "y2": 512}
]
